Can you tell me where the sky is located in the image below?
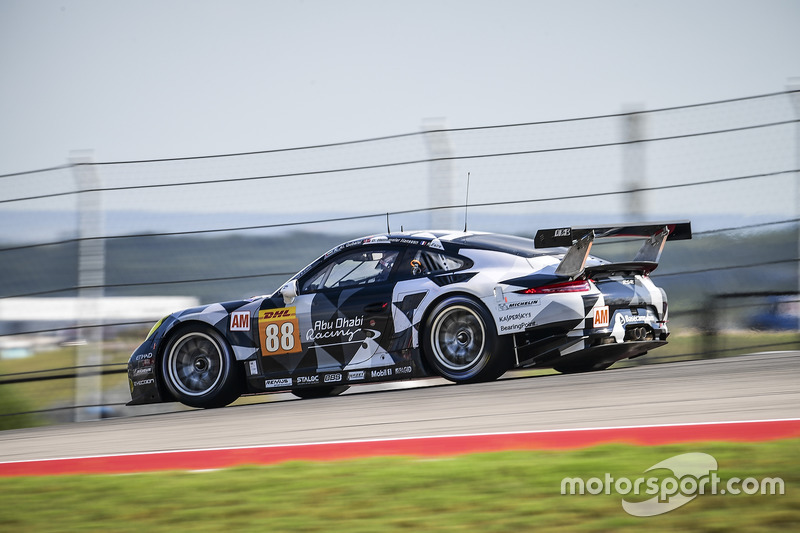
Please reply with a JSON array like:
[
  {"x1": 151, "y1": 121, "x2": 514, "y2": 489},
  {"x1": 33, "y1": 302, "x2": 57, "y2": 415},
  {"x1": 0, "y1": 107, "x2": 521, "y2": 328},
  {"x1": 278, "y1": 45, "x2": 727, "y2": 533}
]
[{"x1": 2, "y1": 0, "x2": 799, "y2": 176}]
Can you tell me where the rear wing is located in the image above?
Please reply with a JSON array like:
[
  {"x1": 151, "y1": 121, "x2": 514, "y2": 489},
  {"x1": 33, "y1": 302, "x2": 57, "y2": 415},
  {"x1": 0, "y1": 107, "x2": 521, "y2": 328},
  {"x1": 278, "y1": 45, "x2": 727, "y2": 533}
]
[{"x1": 534, "y1": 221, "x2": 692, "y2": 278}]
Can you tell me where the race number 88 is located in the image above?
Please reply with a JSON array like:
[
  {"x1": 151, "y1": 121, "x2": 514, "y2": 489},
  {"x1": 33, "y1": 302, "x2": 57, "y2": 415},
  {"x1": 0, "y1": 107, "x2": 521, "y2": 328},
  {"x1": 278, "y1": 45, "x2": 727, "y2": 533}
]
[
  {"x1": 258, "y1": 307, "x2": 302, "y2": 356},
  {"x1": 264, "y1": 322, "x2": 295, "y2": 352}
]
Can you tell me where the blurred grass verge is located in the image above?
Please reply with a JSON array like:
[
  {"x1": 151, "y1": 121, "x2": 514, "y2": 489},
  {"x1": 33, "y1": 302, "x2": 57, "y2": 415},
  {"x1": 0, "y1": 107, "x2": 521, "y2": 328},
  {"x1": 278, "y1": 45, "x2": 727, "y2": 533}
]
[
  {"x1": 0, "y1": 385, "x2": 39, "y2": 430},
  {"x1": 0, "y1": 439, "x2": 797, "y2": 531}
]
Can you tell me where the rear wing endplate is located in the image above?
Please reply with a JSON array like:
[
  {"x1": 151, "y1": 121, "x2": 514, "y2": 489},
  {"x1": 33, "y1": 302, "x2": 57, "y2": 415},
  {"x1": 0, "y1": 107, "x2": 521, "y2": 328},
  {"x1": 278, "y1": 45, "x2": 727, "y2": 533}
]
[{"x1": 534, "y1": 221, "x2": 692, "y2": 278}]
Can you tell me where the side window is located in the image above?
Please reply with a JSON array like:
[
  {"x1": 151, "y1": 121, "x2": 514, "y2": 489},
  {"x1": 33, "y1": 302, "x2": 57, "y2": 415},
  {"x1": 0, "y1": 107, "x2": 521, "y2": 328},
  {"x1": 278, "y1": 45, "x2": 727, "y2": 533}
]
[
  {"x1": 301, "y1": 267, "x2": 329, "y2": 293},
  {"x1": 405, "y1": 249, "x2": 466, "y2": 276},
  {"x1": 300, "y1": 249, "x2": 400, "y2": 292}
]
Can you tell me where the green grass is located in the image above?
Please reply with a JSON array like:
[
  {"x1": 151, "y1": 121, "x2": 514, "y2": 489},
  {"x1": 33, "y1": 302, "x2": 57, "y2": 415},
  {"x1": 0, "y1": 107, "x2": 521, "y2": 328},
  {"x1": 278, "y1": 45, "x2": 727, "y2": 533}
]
[{"x1": 1, "y1": 440, "x2": 798, "y2": 531}]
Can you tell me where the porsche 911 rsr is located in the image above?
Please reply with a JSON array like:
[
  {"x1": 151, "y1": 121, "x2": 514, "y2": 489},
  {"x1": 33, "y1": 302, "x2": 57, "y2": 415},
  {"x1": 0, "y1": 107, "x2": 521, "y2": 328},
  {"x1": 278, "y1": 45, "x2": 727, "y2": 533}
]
[{"x1": 127, "y1": 222, "x2": 692, "y2": 408}]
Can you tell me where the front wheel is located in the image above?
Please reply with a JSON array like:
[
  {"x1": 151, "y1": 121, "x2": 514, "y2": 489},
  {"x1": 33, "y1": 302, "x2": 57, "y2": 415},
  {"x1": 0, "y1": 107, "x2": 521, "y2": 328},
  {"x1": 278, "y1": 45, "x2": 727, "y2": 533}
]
[
  {"x1": 161, "y1": 325, "x2": 243, "y2": 408},
  {"x1": 423, "y1": 296, "x2": 511, "y2": 383}
]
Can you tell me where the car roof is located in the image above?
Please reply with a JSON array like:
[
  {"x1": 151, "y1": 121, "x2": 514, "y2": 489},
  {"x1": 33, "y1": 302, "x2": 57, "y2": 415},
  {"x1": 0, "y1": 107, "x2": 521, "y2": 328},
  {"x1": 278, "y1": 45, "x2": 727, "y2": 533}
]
[
  {"x1": 337, "y1": 230, "x2": 557, "y2": 258},
  {"x1": 283, "y1": 230, "x2": 564, "y2": 290}
]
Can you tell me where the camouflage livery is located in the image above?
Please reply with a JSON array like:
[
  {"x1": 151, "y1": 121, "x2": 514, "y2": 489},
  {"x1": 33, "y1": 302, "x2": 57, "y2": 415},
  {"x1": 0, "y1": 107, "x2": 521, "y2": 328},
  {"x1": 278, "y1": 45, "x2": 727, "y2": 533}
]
[{"x1": 128, "y1": 223, "x2": 691, "y2": 408}]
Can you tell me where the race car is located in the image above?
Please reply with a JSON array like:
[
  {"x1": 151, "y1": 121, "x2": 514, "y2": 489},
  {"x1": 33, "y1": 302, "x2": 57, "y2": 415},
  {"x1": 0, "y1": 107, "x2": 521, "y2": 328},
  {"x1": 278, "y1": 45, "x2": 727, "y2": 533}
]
[{"x1": 127, "y1": 221, "x2": 692, "y2": 408}]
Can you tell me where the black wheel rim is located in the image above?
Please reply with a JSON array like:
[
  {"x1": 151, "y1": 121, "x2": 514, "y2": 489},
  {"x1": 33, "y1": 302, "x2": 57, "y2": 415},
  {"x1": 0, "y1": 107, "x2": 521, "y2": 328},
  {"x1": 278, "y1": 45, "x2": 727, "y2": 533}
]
[
  {"x1": 430, "y1": 305, "x2": 486, "y2": 371},
  {"x1": 166, "y1": 332, "x2": 224, "y2": 397}
]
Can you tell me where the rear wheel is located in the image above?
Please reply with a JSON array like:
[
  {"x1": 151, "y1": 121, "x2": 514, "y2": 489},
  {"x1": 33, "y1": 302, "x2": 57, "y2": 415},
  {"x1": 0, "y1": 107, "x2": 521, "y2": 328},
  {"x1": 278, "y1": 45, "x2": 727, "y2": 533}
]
[
  {"x1": 291, "y1": 386, "x2": 350, "y2": 399},
  {"x1": 423, "y1": 296, "x2": 511, "y2": 383},
  {"x1": 161, "y1": 325, "x2": 243, "y2": 408}
]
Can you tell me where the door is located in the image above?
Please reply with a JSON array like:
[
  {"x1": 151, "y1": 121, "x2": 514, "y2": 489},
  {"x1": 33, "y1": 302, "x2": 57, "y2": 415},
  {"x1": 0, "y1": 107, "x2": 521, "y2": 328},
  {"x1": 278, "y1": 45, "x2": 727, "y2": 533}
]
[{"x1": 258, "y1": 247, "x2": 400, "y2": 378}]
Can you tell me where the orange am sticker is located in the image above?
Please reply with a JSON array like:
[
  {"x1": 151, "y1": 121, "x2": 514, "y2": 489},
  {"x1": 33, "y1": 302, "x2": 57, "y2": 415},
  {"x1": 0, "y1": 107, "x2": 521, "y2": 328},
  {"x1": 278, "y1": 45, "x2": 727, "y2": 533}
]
[
  {"x1": 258, "y1": 307, "x2": 302, "y2": 356},
  {"x1": 593, "y1": 306, "x2": 610, "y2": 328}
]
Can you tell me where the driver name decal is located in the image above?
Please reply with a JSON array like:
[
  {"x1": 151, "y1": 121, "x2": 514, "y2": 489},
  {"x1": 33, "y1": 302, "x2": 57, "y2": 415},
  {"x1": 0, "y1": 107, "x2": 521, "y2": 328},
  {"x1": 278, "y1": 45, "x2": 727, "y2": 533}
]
[{"x1": 259, "y1": 307, "x2": 302, "y2": 356}]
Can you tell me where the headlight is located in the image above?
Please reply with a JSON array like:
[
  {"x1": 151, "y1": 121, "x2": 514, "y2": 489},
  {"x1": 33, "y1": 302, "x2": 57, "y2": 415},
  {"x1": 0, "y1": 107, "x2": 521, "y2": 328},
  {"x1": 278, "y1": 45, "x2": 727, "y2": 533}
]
[{"x1": 146, "y1": 317, "x2": 166, "y2": 340}]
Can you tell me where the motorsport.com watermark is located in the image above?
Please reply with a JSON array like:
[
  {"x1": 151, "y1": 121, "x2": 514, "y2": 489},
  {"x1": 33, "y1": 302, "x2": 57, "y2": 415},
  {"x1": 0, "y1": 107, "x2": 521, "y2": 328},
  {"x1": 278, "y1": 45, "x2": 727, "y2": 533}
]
[{"x1": 560, "y1": 453, "x2": 785, "y2": 517}]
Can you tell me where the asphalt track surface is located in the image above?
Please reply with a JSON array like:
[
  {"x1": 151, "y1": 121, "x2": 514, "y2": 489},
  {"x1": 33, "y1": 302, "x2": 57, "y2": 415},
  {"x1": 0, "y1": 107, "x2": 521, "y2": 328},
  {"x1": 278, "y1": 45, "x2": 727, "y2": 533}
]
[{"x1": 1, "y1": 352, "x2": 798, "y2": 464}]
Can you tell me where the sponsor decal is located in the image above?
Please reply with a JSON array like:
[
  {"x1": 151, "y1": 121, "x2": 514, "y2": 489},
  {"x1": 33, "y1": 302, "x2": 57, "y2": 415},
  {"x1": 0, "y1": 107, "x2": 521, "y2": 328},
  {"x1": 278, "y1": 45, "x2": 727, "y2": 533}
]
[
  {"x1": 498, "y1": 299, "x2": 540, "y2": 311},
  {"x1": 324, "y1": 373, "x2": 343, "y2": 383},
  {"x1": 135, "y1": 352, "x2": 154, "y2": 361},
  {"x1": 306, "y1": 316, "x2": 364, "y2": 344},
  {"x1": 554, "y1": 228, "x2": 571, "y2": 237},
  {"x1": 620, "y1": 314, "x2": 655, "y2": 325},
  {"x1": 370, "y1": 368, "x2": 393, "y2": 378},
  {"x1": 133, "y1": 379, "x2": 155, "y2": 386},
  {"x1": 395, "y1": 365, "x2": 413, "y2": 375},
  {"x1": 297, "y1": 375, "x2": 320, "y2": 385},
  {"x1": 132, "y1": 367, "x2": 152, "y2": 377},
  {"x1": 259, "y1": 307, "x2": 302, "y2": 356},
  {"x1": 348, "y1": 370, "x2": 366, "y2": 380},
  {"x1": 248, "y1": 360, "x2": 258, "y2": 376},
  {"x1": 428, "y1": 238, "x2": 444, "y2": 250},
  {"x1": 265, "y1": 378, "x2": 292, "y2": 388},
  {"x1": 499, "y1": 312, "x2": 532, "y2": 323},
  {"x1": 594, "y1": 306, "x2": 610, "y2": 328},
  {"x1": 230, "y1": 311, "x2": 250, "y2": 331},
  {"x1": 500, "y1": 320, "x2": 536, "y2": 333}
]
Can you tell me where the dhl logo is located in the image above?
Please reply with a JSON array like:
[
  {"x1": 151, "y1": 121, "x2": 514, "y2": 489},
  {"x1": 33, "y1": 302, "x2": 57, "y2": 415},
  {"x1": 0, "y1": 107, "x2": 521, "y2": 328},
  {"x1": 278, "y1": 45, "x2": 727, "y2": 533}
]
[{"x1": 259, "y1": 307, "x2": 296, "y2": 321}]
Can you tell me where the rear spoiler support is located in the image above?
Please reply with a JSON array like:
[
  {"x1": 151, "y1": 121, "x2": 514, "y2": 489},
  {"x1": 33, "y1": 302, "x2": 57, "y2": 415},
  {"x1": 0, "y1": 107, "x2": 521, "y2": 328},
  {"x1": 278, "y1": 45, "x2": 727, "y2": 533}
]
[{"x1": 535, "y1": 221, "x2": 692, "y2": 279}]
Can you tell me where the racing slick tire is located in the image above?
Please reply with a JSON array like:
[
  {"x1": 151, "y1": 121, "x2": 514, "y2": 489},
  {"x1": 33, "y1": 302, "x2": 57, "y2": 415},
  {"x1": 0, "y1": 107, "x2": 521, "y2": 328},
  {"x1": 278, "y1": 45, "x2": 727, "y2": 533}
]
[
  {"x1": 291, "y1": 386, "x2": 350, "y2": 399},
  {"x1": 160, "y1": 325, "x2": 243, "y2": 408},
  {"x1": 423, "y1": 296, "x2": 511, "y2": 383}
]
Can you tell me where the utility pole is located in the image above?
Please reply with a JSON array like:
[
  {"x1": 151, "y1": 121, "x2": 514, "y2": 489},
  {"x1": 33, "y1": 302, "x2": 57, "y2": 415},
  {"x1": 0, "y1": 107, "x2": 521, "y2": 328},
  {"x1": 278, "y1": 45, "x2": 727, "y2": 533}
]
[
  {"x1": 788, "y1": 81, "x2": 800, "y2": 330},
  {"x1": 422, "y1": 118, "x2": 458, "y2": 230},
  {"x1": 71, "y1": 151, "x2": 105, "y2": 422},
  {"x1": 623, "y1": 108, "x2": 647, "y2": 222}
]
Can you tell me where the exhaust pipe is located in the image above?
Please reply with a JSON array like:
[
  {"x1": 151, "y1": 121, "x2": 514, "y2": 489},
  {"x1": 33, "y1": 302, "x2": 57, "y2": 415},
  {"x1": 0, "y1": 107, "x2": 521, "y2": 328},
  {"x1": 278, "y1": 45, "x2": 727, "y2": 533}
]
[{"x1": 627, "y1": 326, "x2": 648, "y2": 341}]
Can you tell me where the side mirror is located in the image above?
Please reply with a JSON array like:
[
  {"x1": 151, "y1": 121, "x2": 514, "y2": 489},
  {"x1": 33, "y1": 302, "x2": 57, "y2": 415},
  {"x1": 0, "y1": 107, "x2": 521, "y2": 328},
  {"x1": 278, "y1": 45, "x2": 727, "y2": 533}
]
[{"x1": 279, "y1": 279, "x2": 298, "y2": 305}]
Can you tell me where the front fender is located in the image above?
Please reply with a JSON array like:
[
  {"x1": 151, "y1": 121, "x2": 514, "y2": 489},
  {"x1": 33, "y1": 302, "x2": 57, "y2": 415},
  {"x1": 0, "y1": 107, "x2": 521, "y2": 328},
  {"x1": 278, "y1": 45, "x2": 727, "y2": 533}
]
[{"x1": 126, "y1": 316, "x2": 179, "y2": 405}]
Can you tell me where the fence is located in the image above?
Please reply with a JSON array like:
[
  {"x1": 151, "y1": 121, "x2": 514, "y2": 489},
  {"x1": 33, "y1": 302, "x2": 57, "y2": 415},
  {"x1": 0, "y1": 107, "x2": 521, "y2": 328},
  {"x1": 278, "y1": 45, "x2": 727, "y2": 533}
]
[{"x1": 1, "y1": 90, "x2": 798, "y2": 426}]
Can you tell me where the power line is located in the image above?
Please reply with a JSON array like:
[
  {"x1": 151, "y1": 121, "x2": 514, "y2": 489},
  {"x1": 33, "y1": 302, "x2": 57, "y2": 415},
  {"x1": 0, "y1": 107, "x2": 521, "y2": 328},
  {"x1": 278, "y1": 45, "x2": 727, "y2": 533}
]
[
  {"x1": 3, "y1": 119, "x2": 798, "y2": 206},
  {"x1": 2, "y1": 89, "x2": 797, "y2": 181},
  {"x1": 2, "y1": 271, "x2": 297, "y2": 299},
  {"x1": 652, "y1": 258, "x2": 799, "y2": 278},
  {"x1": 1, "y1": 169, "x2": 797, "y2": 254},
  {"x1": 0, "y1": 320, "x2": 154, "y2": 337}
]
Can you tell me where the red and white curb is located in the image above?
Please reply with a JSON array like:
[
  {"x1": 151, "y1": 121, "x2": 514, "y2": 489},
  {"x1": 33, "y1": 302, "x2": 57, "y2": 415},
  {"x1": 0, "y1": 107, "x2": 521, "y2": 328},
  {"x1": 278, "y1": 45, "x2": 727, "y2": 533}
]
[{"x1": 1, "y1": 418, "x2": 798, "y2": 477}]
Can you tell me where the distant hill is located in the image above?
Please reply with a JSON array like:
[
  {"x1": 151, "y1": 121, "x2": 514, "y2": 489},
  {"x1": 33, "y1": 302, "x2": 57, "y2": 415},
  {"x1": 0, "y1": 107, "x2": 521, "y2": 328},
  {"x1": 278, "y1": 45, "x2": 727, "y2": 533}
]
[{"x1": 1, "y1": 227, "x2": 797, "y2": 327}]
